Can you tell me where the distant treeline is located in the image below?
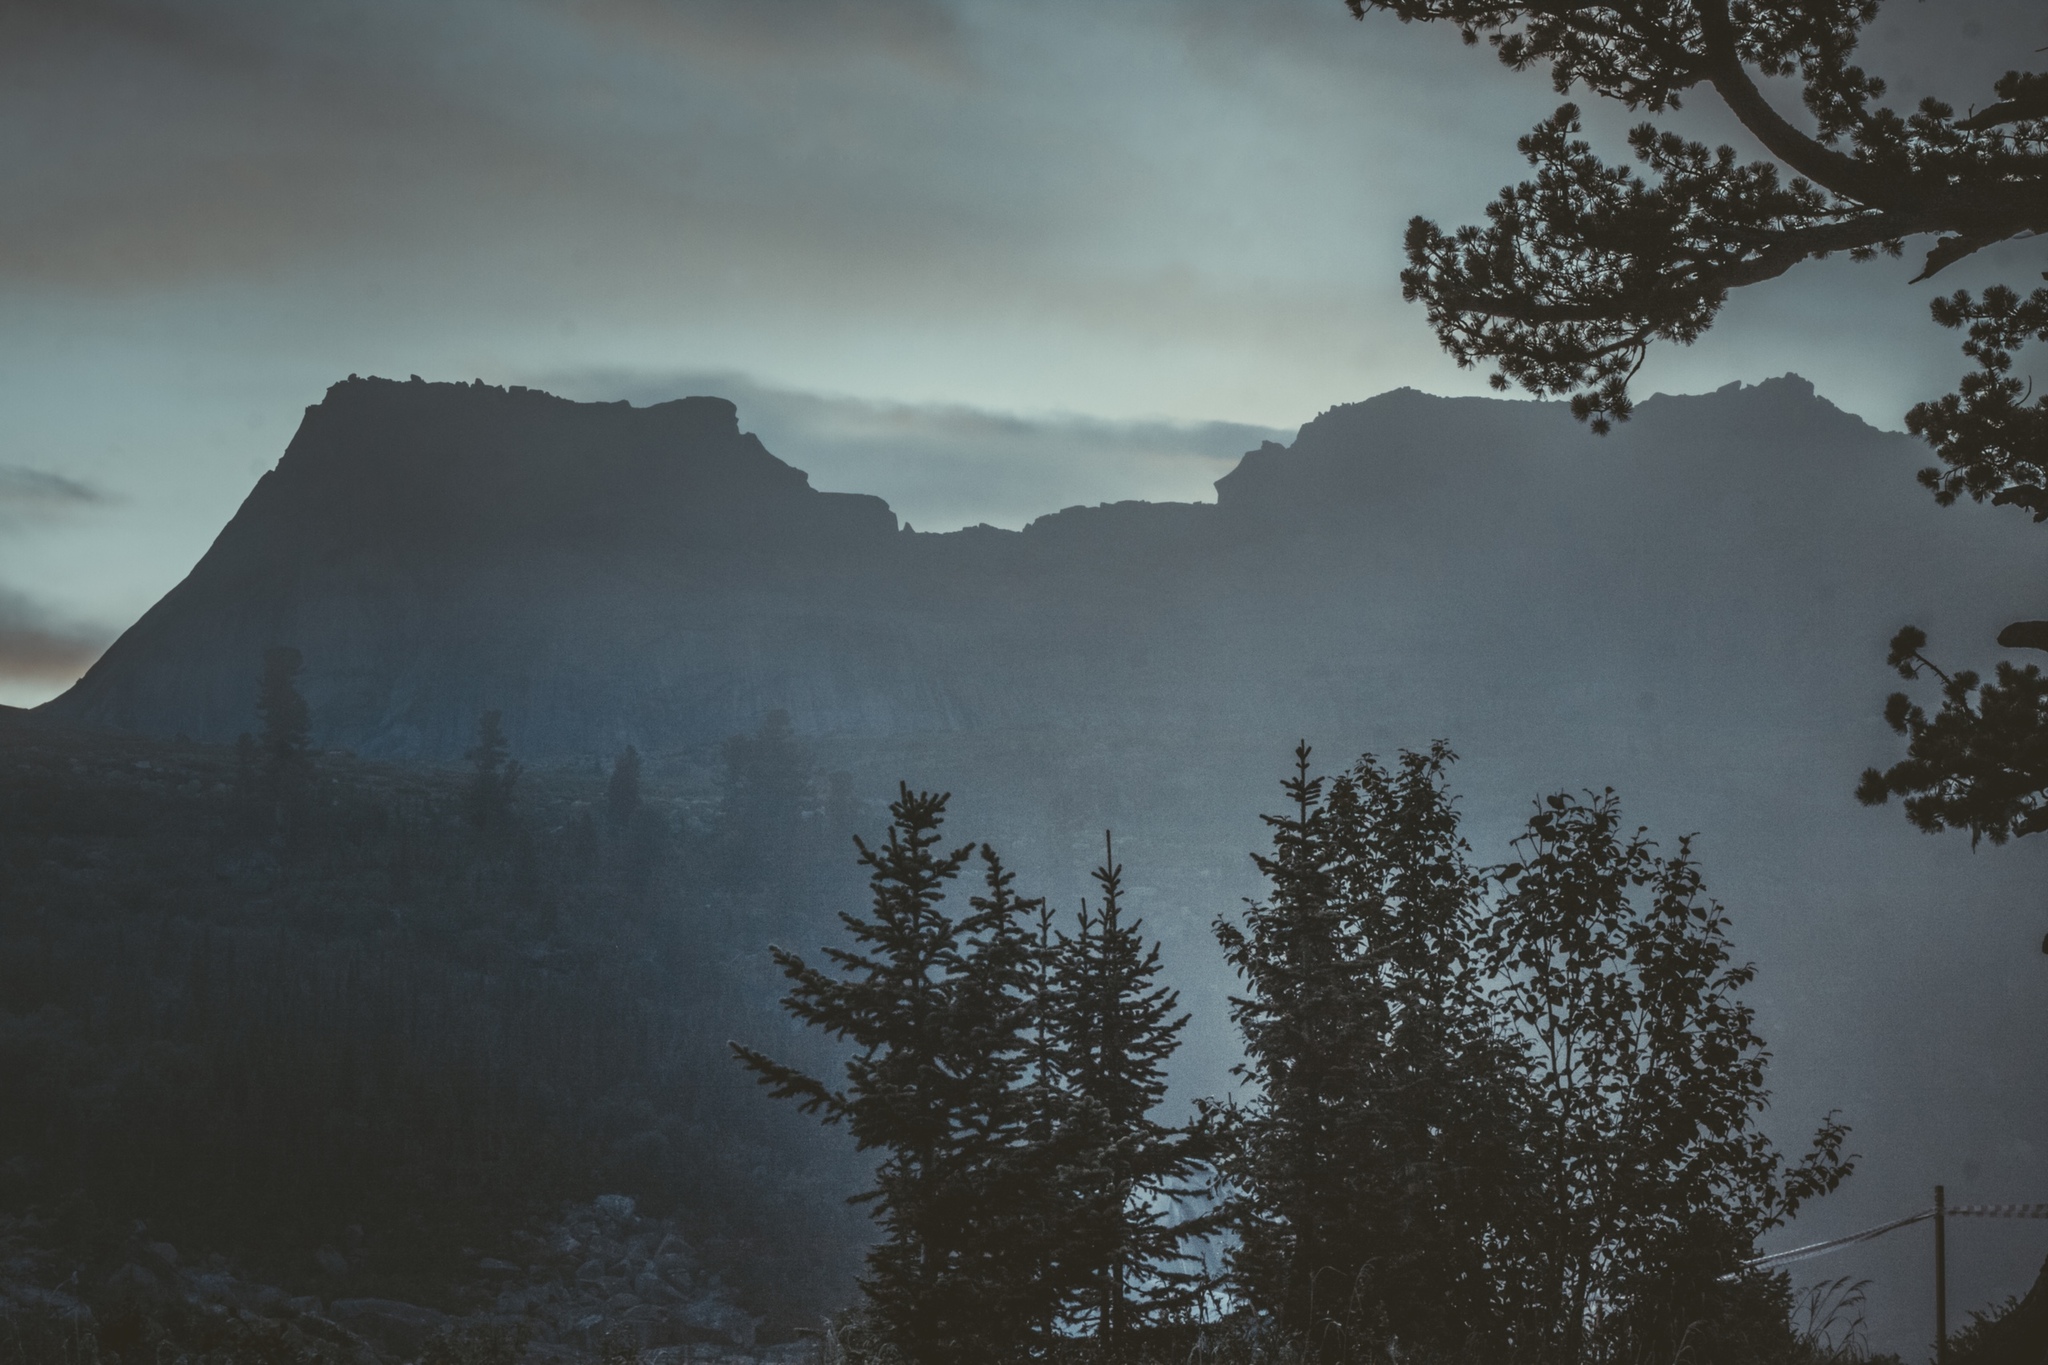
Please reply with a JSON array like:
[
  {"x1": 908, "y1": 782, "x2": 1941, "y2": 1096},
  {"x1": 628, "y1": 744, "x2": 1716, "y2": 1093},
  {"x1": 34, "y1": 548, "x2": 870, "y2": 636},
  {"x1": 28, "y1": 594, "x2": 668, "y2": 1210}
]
[{"x1": 0, "y1": 648, "x2": 870, "y2": 1334}]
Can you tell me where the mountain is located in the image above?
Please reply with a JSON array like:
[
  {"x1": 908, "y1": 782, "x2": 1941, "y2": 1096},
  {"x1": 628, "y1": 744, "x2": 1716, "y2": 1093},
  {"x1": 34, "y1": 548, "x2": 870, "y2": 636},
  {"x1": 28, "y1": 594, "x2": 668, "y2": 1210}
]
[
  {"x1": 39, "y1": 372, "x2": 1999, "y2": 765},
  {"x1": 35, "y1": 372, "x2": 2048, "y2": 1348},
  {"x1": 43, "y1": 378, "x2": 905, "y2": 755}
]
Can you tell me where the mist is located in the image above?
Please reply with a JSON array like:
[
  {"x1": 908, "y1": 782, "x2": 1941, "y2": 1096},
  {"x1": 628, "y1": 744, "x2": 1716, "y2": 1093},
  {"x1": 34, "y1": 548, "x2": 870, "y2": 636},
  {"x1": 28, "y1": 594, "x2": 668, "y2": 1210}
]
[{"x1": 6, "y1": 2, "x2": 2048, "y2": 1363}]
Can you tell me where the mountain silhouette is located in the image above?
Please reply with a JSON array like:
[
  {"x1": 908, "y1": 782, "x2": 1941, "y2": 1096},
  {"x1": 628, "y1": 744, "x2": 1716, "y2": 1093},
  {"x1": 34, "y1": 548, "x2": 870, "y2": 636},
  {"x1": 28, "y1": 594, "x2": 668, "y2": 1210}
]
[
  {"x1": 42, "y1": 372, "x2": 1998, "y2": 768},
  {"x1": 34, "y1": 372, "x2": 2048, "y2": 1346}
]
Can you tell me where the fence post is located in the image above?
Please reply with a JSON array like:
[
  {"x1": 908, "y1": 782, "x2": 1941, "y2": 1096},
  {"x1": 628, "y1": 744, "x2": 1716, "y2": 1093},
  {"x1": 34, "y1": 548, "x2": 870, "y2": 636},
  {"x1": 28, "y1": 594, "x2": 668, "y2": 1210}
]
[{"x1": 1936, "y1": 1184, "x2": 1948, "y2": 1365}]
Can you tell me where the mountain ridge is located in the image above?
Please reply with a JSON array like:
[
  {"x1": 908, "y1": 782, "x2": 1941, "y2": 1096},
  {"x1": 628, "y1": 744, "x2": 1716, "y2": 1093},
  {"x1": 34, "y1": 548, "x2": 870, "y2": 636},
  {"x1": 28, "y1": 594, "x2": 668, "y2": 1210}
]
[
  {"x1": 37, "y1": 370, "x2": 1908, "y2": 762},
  {"x1": 31, "y1": 369, "x2": 2048, "y2": 1355}
]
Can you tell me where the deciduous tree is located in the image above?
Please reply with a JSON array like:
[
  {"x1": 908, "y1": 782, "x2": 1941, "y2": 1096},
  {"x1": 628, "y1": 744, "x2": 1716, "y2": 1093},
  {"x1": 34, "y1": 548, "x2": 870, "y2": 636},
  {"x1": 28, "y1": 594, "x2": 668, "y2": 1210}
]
[{"x1": 1486, "y1": 789, "x2": 1853, "y2": 1365}]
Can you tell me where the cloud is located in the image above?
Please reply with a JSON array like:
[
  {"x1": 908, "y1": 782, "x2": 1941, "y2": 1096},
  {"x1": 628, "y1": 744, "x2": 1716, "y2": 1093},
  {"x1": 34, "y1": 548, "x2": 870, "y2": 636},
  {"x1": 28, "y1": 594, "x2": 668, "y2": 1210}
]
[
  {"x1": 0, "y1": 464, "x2": 111, "y2": 535},
  {"x1": 563, "y1": 0, "x2": 965, "y2": 69},
  {"x1": 542, "y1": 369, "x2": 1289, "y2": 531},
  {"x1": 0, "y1": 588, "x2": 108, "y2": 683},
  {"x1": 0, "y1": 465, "x2": 106, "y2": 508},
  {"x1": 0, "y1": 0, "x2": 982, "y2": 291}
]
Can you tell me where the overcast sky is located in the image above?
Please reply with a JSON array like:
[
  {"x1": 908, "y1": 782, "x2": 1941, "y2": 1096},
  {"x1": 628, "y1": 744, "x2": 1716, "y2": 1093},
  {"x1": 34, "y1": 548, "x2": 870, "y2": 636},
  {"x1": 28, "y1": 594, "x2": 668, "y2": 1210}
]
[{"x1": 1, "y1": 0, "x2": 2044, "y2": 706}]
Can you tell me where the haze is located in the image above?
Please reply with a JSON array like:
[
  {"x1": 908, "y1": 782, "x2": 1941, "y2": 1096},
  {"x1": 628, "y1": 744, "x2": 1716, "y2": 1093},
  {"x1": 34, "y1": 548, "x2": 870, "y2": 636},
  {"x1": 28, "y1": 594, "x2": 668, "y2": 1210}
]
[
  {"x1": 7, "y1": 3, "x2": 2048, "y2": 1359},
  {"x1": 2, "y1": 0, "x2": 2045, "y2": 705}
]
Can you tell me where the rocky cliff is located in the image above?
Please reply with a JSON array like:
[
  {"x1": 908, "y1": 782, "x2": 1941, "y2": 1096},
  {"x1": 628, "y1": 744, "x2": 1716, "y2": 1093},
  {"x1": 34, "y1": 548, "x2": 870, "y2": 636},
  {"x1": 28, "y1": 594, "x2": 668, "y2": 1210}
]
[
  {"x1": 44, "y1": 372, "x2": 1988, "y2": 768},
  {"x1": 42, "y1": 377, "x2": 910, "y2": 756}
]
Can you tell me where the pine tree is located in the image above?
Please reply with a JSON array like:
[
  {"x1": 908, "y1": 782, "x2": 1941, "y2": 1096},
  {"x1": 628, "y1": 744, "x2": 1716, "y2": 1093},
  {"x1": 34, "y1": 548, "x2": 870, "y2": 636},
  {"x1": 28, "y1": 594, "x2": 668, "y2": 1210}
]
[
  {"x1": 1206, "y1": 743, "x2": 1526, "y2": 1359},
  {"x1": 1005, "y1": 892, "x2": 1091, "y2": 1346},
  {"x1": 732, "y1": 786, "x2": 1050, "y2": 1362},
  {"x1": 1350, "y1": 0, "x2": 2048, "y2": 864},
  {"x1": 465, "y1": 710, "x2": 520, "y2": 831},
  {"x1": 950, "y1": 844, "x2": 1068, "y2": 1351},
  {"x1": 605, "y1": 745, "x2": 641, "y2": 830},
  {"x1": 256, "y1": 645, "x2": 312, "y2": 807},
  {"x1": 1206, "y1": 743, "x2": 1381, "y2": 1344},
  {"x1": 1054, "y1": 832, "x2": 1202, "y2": 1343}
]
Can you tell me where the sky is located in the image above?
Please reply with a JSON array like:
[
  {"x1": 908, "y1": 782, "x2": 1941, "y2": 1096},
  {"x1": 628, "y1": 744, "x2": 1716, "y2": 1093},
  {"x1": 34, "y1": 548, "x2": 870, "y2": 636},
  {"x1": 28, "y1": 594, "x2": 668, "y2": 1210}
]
[{"x1": 1, "y1": 0, "x2": 2045, "y2": 709}]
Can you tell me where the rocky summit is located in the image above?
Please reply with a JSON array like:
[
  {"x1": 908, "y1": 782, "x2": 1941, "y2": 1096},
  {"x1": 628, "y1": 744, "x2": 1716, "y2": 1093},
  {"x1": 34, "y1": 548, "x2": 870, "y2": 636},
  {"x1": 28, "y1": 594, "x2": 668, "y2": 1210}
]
[
  {"x1": 42, "y1": 377, "x2": 902, "y2": 758},
  {"x1": 41, "y1": 372, "x2": 2038, "y2": 776}
]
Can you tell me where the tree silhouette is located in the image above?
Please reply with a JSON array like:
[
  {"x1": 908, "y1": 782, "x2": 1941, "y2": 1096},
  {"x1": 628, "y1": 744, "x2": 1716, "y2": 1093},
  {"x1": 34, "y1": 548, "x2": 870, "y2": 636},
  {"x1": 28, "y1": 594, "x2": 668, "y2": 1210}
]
[
  {"x1": 734, "y1": 796, "x2": 1218, "y2": 1358},
  {"x1": 732, "y1": 787, "x2": 1051, "y2": 1361},
  {"x1": 1857, "y1": 625, "x2": 2048, "y2": 845},
  {"x1": 256, "y1": 646, "x2": 311, "y2": 810},
  {"x1": 1053, "y1": 833, "x2": 1202, "y2": 1342},
  {"x1": 1350, "y1": 1, "x2": 2048, "y2": 851},
  {"x1": 1485, "y1": 789, "x2": 1853, "y2": 1365},
  {"x1": 1210, "y1": 747, "x2": 1851, "y2": 1362},
  {"x1": 1356, "y1": 0, "x2": 2047, "y2": 442},
  {"x1": 1318, "y1": 743, "x2": 1532, "y2": 1356},
  {"x1": 1208, "y1": 744, "x2": 1365, "y2": 1342},
  {"x1": 606, "y1": 745, "x2": 641, "y2": 830},
  {"x1": 464, "y1": 710, "x2": 520, "y2": 831},
  {"x1": 1206, "y1": 743, "x2": 1526, "y2": 1358}
]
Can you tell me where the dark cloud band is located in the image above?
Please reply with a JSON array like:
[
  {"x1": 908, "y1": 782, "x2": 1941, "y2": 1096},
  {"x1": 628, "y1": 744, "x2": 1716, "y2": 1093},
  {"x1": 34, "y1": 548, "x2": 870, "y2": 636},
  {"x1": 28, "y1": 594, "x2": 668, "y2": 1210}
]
[{"x1": 0, "y1": 465, "x2": 106, "y2": 507}]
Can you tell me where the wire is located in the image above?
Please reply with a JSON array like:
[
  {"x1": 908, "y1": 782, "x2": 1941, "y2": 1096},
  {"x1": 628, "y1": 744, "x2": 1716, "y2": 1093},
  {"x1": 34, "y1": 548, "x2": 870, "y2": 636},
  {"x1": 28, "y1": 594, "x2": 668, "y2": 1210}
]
[{"x1": 1735, "y1": 1202, "x2": 2048, "y2": 1277}]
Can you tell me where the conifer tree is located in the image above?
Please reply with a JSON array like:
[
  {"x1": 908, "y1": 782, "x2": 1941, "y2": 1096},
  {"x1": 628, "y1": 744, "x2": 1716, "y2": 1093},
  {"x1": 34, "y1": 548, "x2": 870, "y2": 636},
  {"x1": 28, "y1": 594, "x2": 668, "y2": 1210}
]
[
  {"x1": 256, "y1": 645, "x2": 312, "y2": 806},
  {"x1": 732, "y1": 787, "x2": 1051, "y2": 1362},
  {"x1": 606, "y1": 745, "x2": 641, "y2": 830},
  {"x1": 1054, "y1": 833, "x2": 1203, "y2": 1343},
  {"x1": 465, "y1": 710, "x2": 520, "y2": 831},
  {"x1": 1207, "y1": 744, "x2": 1383, "y2": 1344},
  {"x1": 1022, "y1": 897, "x2": 1069, "y2": 1140},
  {"x1": 1347, "y1": 0, "x2": 2048, "y2": 862},
  {"x1": 1006, "y1": 893, "x2": 1092, "y2": 1344},
  {"x1": 950, "y1": 844, "x2": 1069, "y2": 1350},
  {"x1": 1206, "y1": 743, "x2": 1525, "y2": 1358}
]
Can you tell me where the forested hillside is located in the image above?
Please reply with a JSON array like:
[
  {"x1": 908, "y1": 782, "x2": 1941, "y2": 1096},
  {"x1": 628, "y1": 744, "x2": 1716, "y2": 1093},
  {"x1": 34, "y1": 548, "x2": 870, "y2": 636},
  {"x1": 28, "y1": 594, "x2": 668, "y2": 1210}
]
[{"x1": 0, "y1": 703, "x2": 868, "y2": 1359}]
